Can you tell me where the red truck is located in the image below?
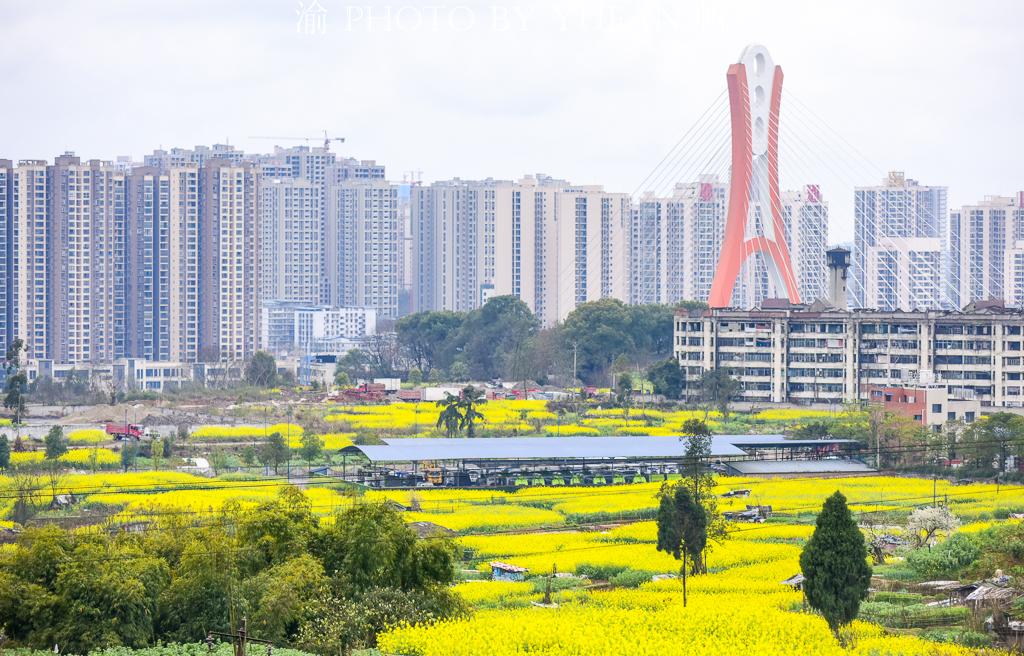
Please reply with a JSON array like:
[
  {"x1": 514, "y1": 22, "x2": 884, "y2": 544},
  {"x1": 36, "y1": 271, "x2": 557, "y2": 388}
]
[{"x1": 105, "y1": 423, "x2": 152, "y2": 441}]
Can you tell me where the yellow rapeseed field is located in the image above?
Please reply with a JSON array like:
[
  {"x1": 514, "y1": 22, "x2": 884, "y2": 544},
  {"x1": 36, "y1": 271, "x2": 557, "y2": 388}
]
[
  {"x1": 67, "y1": 428, "x2": 107, "y2": 444},
  {"x1": 190, "y1": 423, "x2": 303, "y2": 441}
]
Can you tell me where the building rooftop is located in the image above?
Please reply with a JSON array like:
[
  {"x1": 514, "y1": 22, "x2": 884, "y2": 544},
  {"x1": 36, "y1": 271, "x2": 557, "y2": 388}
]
[{"x1": 354, "y1": 434, "x2": 856, "y2": 464}]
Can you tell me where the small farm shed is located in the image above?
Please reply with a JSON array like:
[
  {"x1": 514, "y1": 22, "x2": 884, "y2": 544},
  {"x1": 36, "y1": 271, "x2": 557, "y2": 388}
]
[{"x1": 490, "y1": 561, "x2": 528, "y2": 582}]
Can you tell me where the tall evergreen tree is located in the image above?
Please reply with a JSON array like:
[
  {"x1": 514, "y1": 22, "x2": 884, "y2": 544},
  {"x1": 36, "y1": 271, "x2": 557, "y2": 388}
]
[
  {"x1": 0, "y1": 434, "x2": 9, "y2": 470},
  {"x1": 656, "y1": 483, "x2": 707, "y2": 606},
  {"x1": 800, "y1": 491, "x2": 872, "y2": 638}
]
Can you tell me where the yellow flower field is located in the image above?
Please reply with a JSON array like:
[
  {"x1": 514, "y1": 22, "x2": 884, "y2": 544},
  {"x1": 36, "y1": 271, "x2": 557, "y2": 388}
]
[
  {"x1": 59, "y1": 448, "x2": 120, "y2": 467},
  {"x1": 10, "y1": 451, "x2": 44, "y2": 465},
  {"x1": 190, "y1": 423, "x2": 303, "y2": 441},
  {"x1": 68, "y1": 428, "x2": 107, "y2": 444},
  {"x1": 8, "y1": 448, "x2": 120, "y2": 468},
  {"x1": 286, "y1": 432, "x2": 356, "y2": 450}
]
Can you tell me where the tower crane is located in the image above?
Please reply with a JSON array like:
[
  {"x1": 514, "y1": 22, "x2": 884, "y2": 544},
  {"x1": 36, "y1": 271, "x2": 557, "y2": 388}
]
[{"x1": 248, "y1": 130, "x2": 345, "y2": 151}]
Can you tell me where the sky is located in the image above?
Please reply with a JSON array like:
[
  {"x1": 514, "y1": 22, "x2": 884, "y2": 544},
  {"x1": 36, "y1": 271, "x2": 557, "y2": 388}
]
[{"x1": 1, "y1": 0, "x2": 1022, "y2": 243}]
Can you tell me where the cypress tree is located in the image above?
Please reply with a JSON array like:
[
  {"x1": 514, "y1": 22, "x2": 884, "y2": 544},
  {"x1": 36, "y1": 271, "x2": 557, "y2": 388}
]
[{"x1": 800, "y1": 491, "x2": 871, "y2": 638}]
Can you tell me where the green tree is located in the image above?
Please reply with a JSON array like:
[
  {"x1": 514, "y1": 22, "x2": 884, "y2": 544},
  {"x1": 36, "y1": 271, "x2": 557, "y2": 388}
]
[
  {"x1": 3, "y1": 338, "x2": 28, "y2": 425},
  {"x1": 120, "y1": 442, "x2": 137, "y2": 472},
  {"x1": 158, "y1": 529, "x2": 240, "y2": 642},
  {"x1": 457, "y1": 296, "x2": 539, "y2": 380},
  {"x1": 311, "y1": 503, "x2": 455, "y2": 591},
  {"x1": 395, "y1": 310, "x2": 465, "y2": 375},
  {"x1": 407, "y1": 367, "x2": 423, "y2": 386},
  {"x1": 458, "y1": 386, "x2": 486, "y2": 437},
  {"x1": 241, "y1": 444, "x2": 258, "y2": 467},
  {"x1": 44, "y1": 426, "x2": 68, "y2": 460},
  {"x1": 259, "y1": 431, "x2": 290, "y2": 474},
  {"x1": 336, "y1": 348, "x2": 372, "y2": 382},
  {"x1": 698, "y1": 368, "x2": 741, "y2": 418},
  {"x1": 435, "y1": 392, "x2": 463, "y2": 438},
  {"x1": 679, "y1": 418, "x2": 725, "y2": 570},
  {"x1": 656, "y1": 483, "x2": 707, "y2": 607},
  {"x1": 238, "y1": 488, "x2": 318, "y2": 574},
  {"x1": 0, "y1": 434, "x2": 9, "y2": 470},
  {"x1": 448, "y1": 361, "x2": 469, "y2": 382},
  {"x1": 243, "y1": 554, "x2": 328, "y2": 644},
  {"x1": 244, "y1": 351, "x2": 279, "y2": 387},
  {"x1": 334, "y1": 367, "x2": 351, "y2": 388},
  {"x1": 647, "y1": 358, "x2": 685, "y2": 399},
  {"x1": 792, "y1": 420, "x2": 833, "y2": 440},
  {"x1": 962, "y1": 412, "x2": 1024, "y2": 475},
  {"x1": 561, "y1": 298, "x2": 636, "y2": 384},
  {"x1": 800, "y1": 491, "x2": 872, "y2": 638},
  {"x1": 300, "y1": 431, "x2": 325, "y2": 465},
  {"x1": 209, "y1": 448, "x2": 228, "y2": 476},
  {"x1": 51, "y1": 542, "x2": 168, "y2": 652}
]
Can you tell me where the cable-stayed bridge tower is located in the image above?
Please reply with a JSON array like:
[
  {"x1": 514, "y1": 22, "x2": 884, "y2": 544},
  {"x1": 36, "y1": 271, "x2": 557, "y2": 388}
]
[{"x1": 708, "y1": 45, "x2": 801, "y2": 308}]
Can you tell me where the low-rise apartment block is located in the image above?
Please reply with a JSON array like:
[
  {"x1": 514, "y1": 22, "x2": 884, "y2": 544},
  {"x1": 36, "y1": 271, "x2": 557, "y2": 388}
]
[{"x1": 674, "y1": 298, "x2": 1024, "y2": 408}]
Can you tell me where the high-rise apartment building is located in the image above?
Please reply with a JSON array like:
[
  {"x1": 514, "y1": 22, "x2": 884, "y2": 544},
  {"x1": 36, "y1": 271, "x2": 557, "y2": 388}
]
[
  {"x1": 413, "y1": 175, "x2": 629, "y2": 325},
  {"x1": 782, "y1": 185, "x2": 829, "y2": 305},
  {"x1": 9, "y1": 160, "x2": 51, "y2": 360},
  {"x1": 42, "y1": 155, "x2": 133, "y2": 364},
  {"x1": 125, "y1": 167, "x2": 171, "y2": 361},
  {"x1": 325, "y1": 179, "x2": 400, "y2": 319},
  {"x1": 259, "y1": 178, "x2": 322, "y2": 304},
  {"x1": 949, "y1": 193, "x2": 1024, "y2": 308},
  {"x1": 853, "y1": 171, "x2": 949, "y2": 311},
  {"x1": 166, "y1": 167, "x2": 201, "y2": 363},
  {"x1": 629, "y1": 178, "x2": 827, "y2": 308},
  {"x1": 198, "y1": 161, "x2": 259, "y2": 362},
  {"x1": 0, "y1": 161, "x2": 13, "y2": 353},
  {"x1": 144, "y1": 144, "x2": 244, "y2": 169},
  {"x1": 630, "y1": 177, "x2": 729, "y2": 306},
  {"x1": 412, "y1": 178, "x2": 512, "y2": 313}
]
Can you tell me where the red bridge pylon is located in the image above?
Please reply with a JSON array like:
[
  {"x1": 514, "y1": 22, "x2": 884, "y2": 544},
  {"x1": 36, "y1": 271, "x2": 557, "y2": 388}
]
[{"x1": 708, "y1": 45, "x2": 801, "y2": 308}]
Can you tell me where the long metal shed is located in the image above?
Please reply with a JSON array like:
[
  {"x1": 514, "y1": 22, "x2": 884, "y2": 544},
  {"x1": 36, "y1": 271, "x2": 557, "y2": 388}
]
[{"x1": 355, "y1": 435, "x2": 757, "y2": 463}]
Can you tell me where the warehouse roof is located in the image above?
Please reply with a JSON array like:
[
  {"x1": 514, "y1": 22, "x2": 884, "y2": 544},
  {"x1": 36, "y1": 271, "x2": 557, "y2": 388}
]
[
  {"x1": 728, "y1": 459, "x2": 874, "y2": 475},
  {"x1": 354, "y1": 434, "x2": 853, "y2": 464}
]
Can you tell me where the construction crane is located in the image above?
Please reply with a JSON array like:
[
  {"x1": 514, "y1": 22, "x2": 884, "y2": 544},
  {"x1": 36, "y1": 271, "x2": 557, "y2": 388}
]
[{"x1": 248, "y1": 130, "x2": 345, "y2": 151}]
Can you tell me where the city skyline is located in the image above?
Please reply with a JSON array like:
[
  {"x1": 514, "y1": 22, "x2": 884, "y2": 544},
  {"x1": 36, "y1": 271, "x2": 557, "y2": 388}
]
[{"x1": 2, "y1": 1, "x2": 1022, "y2": 244}]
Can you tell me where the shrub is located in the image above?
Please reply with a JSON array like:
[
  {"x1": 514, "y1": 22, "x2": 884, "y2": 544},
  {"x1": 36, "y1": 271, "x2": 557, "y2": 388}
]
[
  {"x1": 870, "y1": 591, "x2": 924, "y2": 605},
  {"x1": 576, "y1": 563, "x2": 630, "y2": 580},
  {"x1": 906, "y1": 533, "x2": 980, "y2": 580},
  {"x1": 919, "y1": 629, "x2": 993, "y2": 648},
  {"x1": 609, "y1": 569, "x2": 652, "y2": 588},
  {"x1": 858, "y1": 601, "x2": 969, "y2": 628}
]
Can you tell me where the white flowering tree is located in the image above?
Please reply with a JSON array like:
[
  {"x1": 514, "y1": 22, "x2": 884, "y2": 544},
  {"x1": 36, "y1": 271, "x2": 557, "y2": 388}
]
[{"x1": 906, "y1": 506, "x2": 960, "y2": 548}]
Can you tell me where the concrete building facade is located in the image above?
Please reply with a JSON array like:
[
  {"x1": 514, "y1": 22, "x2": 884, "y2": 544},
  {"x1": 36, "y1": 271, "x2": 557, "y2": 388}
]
[
  {"x1": 260, "y1": 301, "x2": 377, "y2": 354},
  {"x1": 259, "y1": 178, "x2": 322, "y2": 304},
  {"x1": 853, "y1": 171, "x2": 949, "y2": 311},
  {"x1": 949, "y1": 193, "x2": 1024, "y2": 308},
  {"x1": 412, "y1": 175, "x2": 630, "y2": 325},
  {"x1": 198, "y1": 161, "x2": 259, "y2": 362},
  {"x1": 674, "y1": 299, "x2": 1024, "y2": 408},
  {"x1": 325, "y1": 179, "x2": 400, "y2": 319}
]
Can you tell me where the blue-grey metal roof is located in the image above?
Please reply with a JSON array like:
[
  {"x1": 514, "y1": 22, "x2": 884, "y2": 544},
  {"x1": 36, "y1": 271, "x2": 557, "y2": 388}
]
[
  {"x1": 355, "y1": 434, "x2": 794, "y2": 463},
  {"x1": 728, "y1": 459, "x2": 874, "y2": 475}
]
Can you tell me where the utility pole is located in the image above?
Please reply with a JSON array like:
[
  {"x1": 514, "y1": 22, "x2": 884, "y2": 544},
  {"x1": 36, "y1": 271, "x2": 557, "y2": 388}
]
[
  {"x1": 208, "y1": 617, "x2": 274, "y2": 656},
  {"x1": 572, "y1": 342, "x2": 578, "y2": 387}
]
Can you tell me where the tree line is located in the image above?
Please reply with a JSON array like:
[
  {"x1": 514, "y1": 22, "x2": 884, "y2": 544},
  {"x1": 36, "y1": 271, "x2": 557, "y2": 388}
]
[
  {"x1": 335, "y1": 295, "x2": 705, "y2": 388},
  {"x1": 0, "y1": 491, "x2": 462, "y2": 655}
]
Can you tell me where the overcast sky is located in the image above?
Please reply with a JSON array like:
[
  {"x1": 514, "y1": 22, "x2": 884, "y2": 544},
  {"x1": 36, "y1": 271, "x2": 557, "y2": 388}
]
[{"x1": 2, "y1": 0, "x2": 1021, "y2": 243}]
